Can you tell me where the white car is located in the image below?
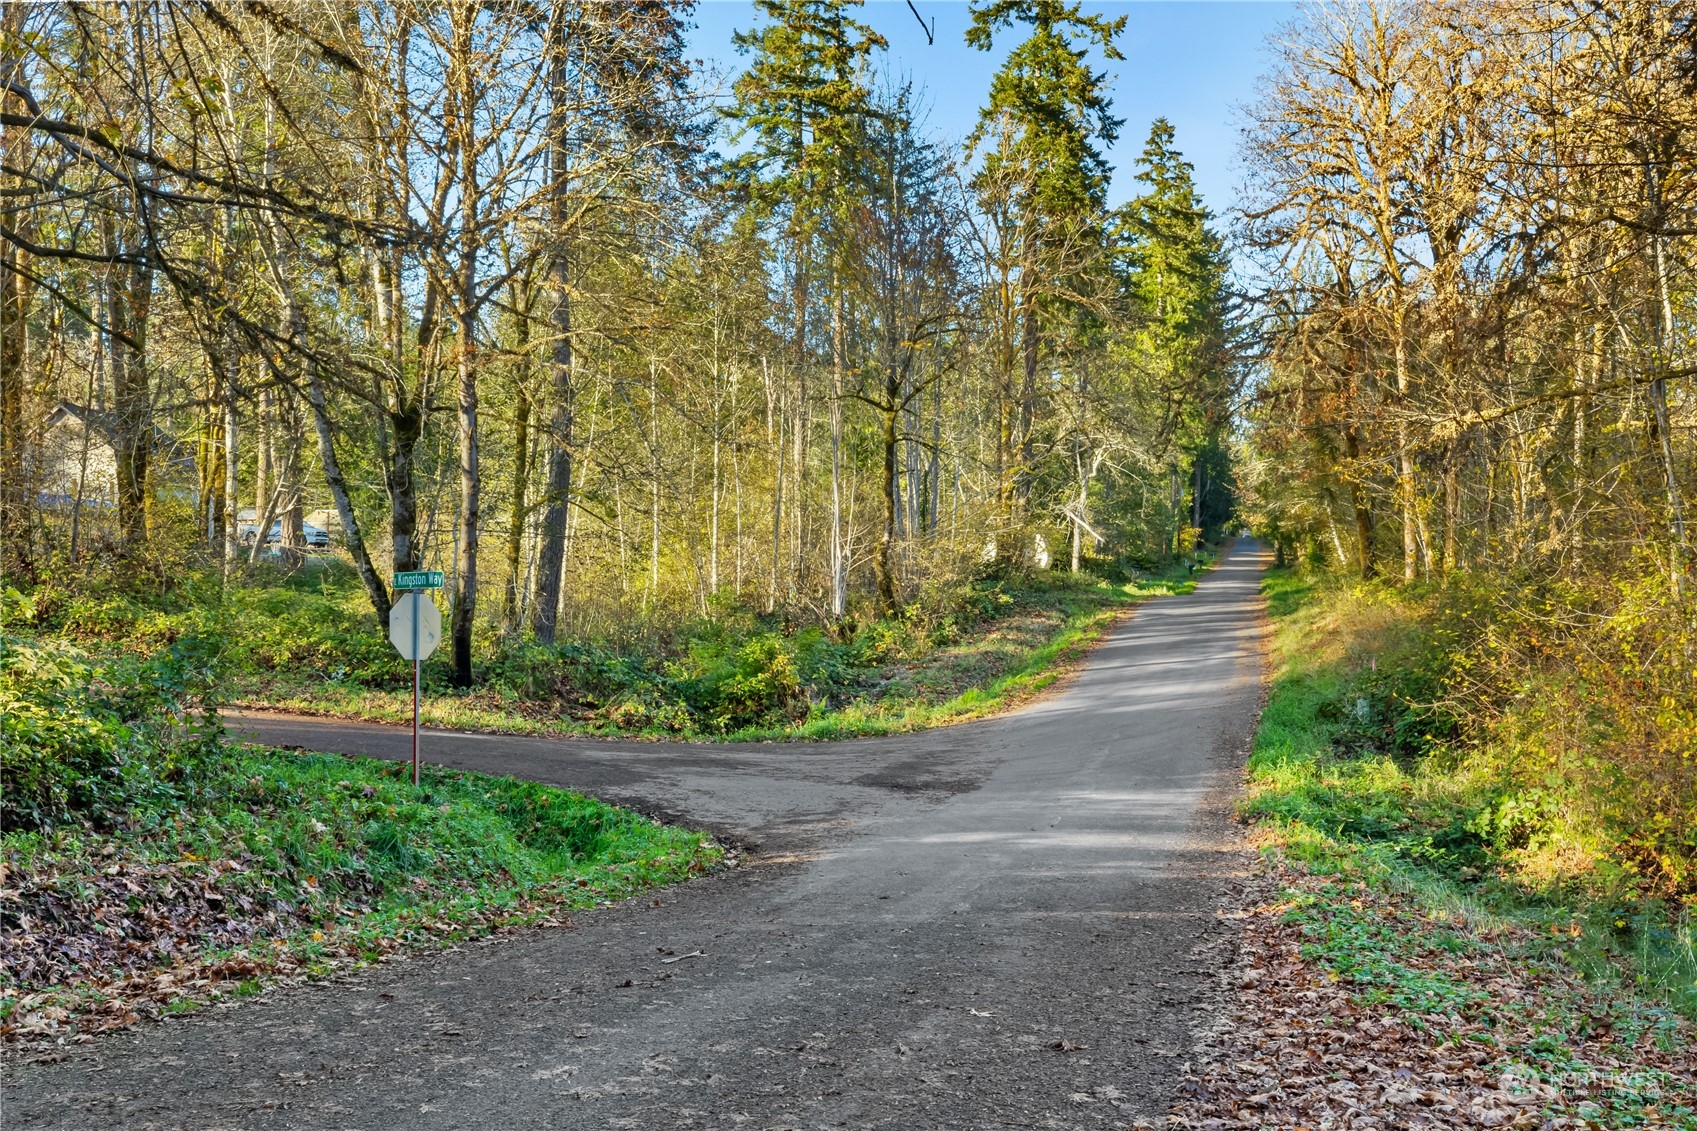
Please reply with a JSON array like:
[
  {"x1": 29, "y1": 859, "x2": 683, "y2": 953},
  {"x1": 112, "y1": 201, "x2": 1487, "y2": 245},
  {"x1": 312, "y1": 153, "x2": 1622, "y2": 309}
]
[{"x1": 238, "y1": 519, "x2": 330, "y2": 548}]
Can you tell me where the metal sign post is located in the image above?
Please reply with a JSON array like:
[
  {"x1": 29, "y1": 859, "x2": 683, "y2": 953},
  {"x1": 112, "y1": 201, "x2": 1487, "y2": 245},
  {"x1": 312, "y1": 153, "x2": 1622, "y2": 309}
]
[
  {"x1": 411, "y1": 590, "x2": 420, "y2": 786},
  {"x1": 389, "y1": 572, "x2": 443, "y2": 787}
]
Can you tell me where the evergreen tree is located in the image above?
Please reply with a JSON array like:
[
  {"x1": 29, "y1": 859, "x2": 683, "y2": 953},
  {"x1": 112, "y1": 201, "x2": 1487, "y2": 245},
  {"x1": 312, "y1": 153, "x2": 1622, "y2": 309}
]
[
  {"x1": 727, "y1": 0, "x2": 886, "y2": 616},
  {"x1": 1122, "y1": 119, "x2": 1224, "y2": 346},
  {"x1": 1117, "y1": 119, "x2": 1235, "y2": 548},
  {"x1": 966, "y1": 0, "x2": 1125, "y2": 230},
  {"x1": 726, "y1": 0, "x2": 886, "y2": 352},
  {"x1": 965, "y1": 0, "x2": 1125, "y2": 554}
]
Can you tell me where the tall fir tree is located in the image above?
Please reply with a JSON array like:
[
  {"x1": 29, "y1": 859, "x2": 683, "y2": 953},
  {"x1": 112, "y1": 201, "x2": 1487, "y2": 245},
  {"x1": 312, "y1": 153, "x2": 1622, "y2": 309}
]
[
  {"x1": 1122, "y1": 119, "x2": 1224, "y2": 345},
  {"x1": 726, "y1": 0, "x2": 886, "y2": 356},
  {"x1": 1118, "y1": 119, "x2": 1233, "y2": 546},
  {"x1": 727, "y1": 0, "x2": 885, "y2": 616},
  {"x1": 966, "y1": 0, "x2": 1125, "y2": 553},
  {"x1": 966, "y1": 0, "x2": 1125, "y2": 230}
]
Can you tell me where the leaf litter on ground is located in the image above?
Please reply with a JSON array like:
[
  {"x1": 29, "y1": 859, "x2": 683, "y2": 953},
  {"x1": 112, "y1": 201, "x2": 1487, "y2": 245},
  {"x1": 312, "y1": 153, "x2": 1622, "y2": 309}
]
[
  {"x1": 1, "y1": 747, "x2": 726, "y2": 1056},
  {"x1": 1163, "y1": 852, "x2": 1696, "y2": 1130}
]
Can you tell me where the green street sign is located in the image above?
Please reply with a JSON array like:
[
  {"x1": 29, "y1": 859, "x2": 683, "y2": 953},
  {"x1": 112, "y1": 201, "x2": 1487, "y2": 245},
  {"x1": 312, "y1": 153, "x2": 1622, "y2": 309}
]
[{"x1": 394, "y1": 570, "x2": 444, "y2": 590}]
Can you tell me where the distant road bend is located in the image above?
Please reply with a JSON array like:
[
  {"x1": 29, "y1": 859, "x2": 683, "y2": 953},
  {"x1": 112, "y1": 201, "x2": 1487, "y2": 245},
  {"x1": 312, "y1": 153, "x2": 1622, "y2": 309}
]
[{"x1": 5, "y1": 541, "x2": 1271, "y2": 1130}]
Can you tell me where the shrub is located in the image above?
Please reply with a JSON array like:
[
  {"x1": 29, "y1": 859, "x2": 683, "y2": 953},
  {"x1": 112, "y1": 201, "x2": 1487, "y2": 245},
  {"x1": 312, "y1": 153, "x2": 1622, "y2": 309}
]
[
  {"x1": 1447, "y1": 561, "x2": 1697, "y2": 897},
  {"x1": 1256, "y1": 561, "x2": 1697, "y2": 901},
  {"x1": 680, "y1": 632, "x2": 806, "y2": 732},
  {"x1": 225, "y1": 582, "x2": 405, "y2": 687},
  {"x1": 851, "y1": 618, "x2": 913, "y2": 665},
  {"x1": 0, "y1": 633, "x2": 126, "y2": 829},
  {"x1": 483, "y1": 638, "x2": 684, "y2": 727},
  {"x1": 1, "y1": 590, "x2": 226, "y2": 832}
]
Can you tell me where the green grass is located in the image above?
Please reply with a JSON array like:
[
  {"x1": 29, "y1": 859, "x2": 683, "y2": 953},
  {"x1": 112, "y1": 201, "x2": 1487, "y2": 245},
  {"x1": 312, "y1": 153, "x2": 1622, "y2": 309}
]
[
  {"x1": 1245, "y1": 565, "x2": 1697, "y2": 1019},
  {"x1": 1243, "y1": 567, "x2": 1696, "y2": 1124},
  {"x1": 20, "y1": 542, "x2": 1216, "y2": 743},
  {"x1": 233, "y1": 562, "x2": 1206, "y2": 742},
  {"x1": 1, "y1": 743, "x2": 719, "y2": 1038}
]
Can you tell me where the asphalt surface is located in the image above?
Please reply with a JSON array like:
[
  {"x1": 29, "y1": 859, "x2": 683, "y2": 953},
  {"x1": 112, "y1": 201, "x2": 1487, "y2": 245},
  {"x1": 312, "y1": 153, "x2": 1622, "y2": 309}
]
[{"x1": 3, "y1": 541, "x2": 1271, "y2": 1130}]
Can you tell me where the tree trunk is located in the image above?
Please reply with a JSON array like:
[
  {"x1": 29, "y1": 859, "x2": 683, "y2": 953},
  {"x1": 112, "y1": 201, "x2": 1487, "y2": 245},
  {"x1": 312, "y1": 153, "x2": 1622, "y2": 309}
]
[
  {"x1": 649, "y1": 358, "x2": 661, "y2": 603},
  {"x1": 876, "y1": 380, "x2": 899, "y2": 616},
  {"x1": 562, "y1": 375, "x2": 599, "y2": 598},
  {"x1": 385, "y1": 402, "x2": 423, "y2": 573},
  {"x1": 1393, "y1": 317, "x2": 1417, "y2": 583},
  {"x1": 69, "y1": 333, "x2": 101, "y2": 563},
  {"x1": 369, "y1": 127, "x2": 421, "y2": 578},
  {"x1": 1168, "y1": 464, "x2": 1182, "y2": 559},
  {"x1": 452, "y1": 305, "x2": 479, "y2": 687},
  {"x1": 1070, "y1": 445, "x2": 1096, "y2": 574},
  {"x1": 1481, "y1": 451, "x2": 1496, "y2": 554},
  {"x1": 503, "y1": 384, "x2": 532, "y2": 631},
  {"x1": 614, "y1": 478, "x2": 628, "y2": 593},
  {"x1": 531, "y1": 26, "x2": 576, "y2": 644},
  {"x1": 1070, "y1": 465, "x2": 1087, "y2": 574},
  {"x1": 0, "y1": 208, "x2": 28, "y2": 574},
  {"x1": 276, "y1": 391, "x2": 305, "y2": 568},
  {"x1": 1191, "y1": 458, "x2": 1203, "y2": 531},
  {"x1": 1650, "y1": 231, "x2": 1686, "y2": 591},
  {"x1": 733, "y1": 386, "x2": 744, "y2": 596},
  {"x1": 305, "y1": 360, "x2": 390, "y2": 626},
  {"x1": 1441, "y1": 432, "x2": 1465, "y2": 575},
  {"x1": 0, "y1": 0, "x2": 30, "y2": 573},
  {"x1": 254, "y1": 382, "x2": 272, "y2": 550},
  {"x1": 1344, "y1": 423, "x2": 1375, "y2": 580},
  {"x1": 111, "y1": 215, "x2": 152, "y2": 549},
  {"x1": 449, "y1": 17, "x2": 480, "y2": 683},
  {"x1": 197, "y1": 354, "x2": 220, "y2": 545},
  {"x1": 791, "y1": 208, "x2": 810, "y2": 600},
  {"x1": 903, "y1": 364, "x2": 921, "y2": 539},
  {"x1": 710, "y1": 357, "x2": 722, "y2": 595},
  {"x1": 223, "y1": 371, "x2": 239, "y2": 572},
  {"x1": 829, "y1": 285, "x2": 847, "y2": 619},
  {"x1": 1014, "y1": 282, "x2": 1039, "y2": 543},
  {"x1": 791, "y1": 363, "x2": 804, "y2": 600},
  {"x1": 927, "y1": 377, "x2": 941, "y2": 535},
  {"x1": 1570, "y1": 325, "x2": 1598, "y2": 550},
  {"x1": 765, "y1": 357, "x2": 783, "y2": 613},
  {"x1": 502, "y1": 307, "x2": 532, "y2": 631}
]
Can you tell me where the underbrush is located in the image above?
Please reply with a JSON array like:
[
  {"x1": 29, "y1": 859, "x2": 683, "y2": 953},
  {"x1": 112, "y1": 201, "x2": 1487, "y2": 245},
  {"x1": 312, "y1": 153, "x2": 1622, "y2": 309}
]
[
  {"x1": 1245, "y1": 567, "x2": 1697, "y2": 1025},
  {"x1": 2, "y1": 588, "x2": 224, "y2": 832},
  {"x1": 10, "y1": 549, "x2": 1209, "y2": 740},
  {"x1": 226, "y1": 557, "x2": 1205, "y2": 740}
]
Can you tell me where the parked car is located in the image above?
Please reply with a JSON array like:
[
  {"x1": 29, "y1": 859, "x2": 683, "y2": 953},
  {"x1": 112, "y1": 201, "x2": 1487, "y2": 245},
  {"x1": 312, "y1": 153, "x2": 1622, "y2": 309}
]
[{"x1": 238, "y1": 518, "x2": 330, "y2": 549}]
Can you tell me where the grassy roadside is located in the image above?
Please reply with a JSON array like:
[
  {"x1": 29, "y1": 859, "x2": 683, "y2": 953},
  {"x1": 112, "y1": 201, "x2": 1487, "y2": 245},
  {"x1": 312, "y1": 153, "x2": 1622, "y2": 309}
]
[
  {"x1": 0, "y1": 740, "x2": 721, "y2": 1050},
  {"x1": 230, "y1": 562, "x2": 1207, "y2": 742},
  {"x1": 1193, "y1": 568, "x2": 1696, "y2": 1127}
]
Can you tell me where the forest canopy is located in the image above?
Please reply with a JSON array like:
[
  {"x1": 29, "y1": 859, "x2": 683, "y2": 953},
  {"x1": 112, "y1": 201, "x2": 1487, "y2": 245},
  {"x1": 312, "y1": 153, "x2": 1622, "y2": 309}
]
[{"x1": 0, "y1": 0, "x2": 1239, "y2": 690}]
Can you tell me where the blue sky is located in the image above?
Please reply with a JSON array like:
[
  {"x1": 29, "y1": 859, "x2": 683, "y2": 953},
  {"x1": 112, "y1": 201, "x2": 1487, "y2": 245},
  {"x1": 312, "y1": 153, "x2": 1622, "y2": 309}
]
[{"x1": 685, "y1": 1, "x2": 1298, "y2": 226}]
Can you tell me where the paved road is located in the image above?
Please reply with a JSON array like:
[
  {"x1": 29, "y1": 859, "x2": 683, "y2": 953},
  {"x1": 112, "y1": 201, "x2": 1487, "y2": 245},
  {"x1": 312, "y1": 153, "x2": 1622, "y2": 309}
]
[{"x1": 4, "y1": 542, "x2": 1270, "y2": 1130}]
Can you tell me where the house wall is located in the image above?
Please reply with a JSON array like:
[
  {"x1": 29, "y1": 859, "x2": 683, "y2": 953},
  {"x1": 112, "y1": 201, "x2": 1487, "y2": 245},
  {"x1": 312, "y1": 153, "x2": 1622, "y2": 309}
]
[{"x1": 37, "y1": 418, "x2": 118, "y2": 503}]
